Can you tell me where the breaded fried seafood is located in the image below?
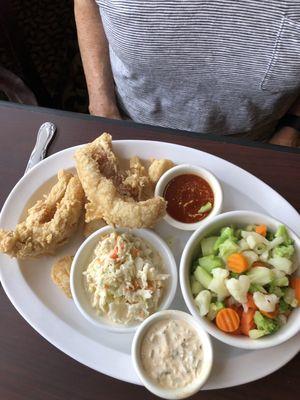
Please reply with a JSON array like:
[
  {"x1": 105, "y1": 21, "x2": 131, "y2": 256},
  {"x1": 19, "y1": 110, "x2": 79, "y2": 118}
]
[
  {"x1": 148, "y1": 158, "x2": 175, "y2": 184},
  {"x1": 123, "y1": 156, "x2": 154, "y2": 201},
  {"x1": 0, "y1": 171, "x2": 84, "y2": 259},
  {"x1": 75, "y1": 133, "x2": 167, "y2": 228},
  {"x1": 51, "y1": 255, "x2": 73, "y2": 298}
]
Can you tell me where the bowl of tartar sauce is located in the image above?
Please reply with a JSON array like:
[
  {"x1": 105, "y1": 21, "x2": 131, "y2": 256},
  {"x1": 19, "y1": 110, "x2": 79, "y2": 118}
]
[{"x1": 131, "y1": 310, "x2": 213, "y2": 399}]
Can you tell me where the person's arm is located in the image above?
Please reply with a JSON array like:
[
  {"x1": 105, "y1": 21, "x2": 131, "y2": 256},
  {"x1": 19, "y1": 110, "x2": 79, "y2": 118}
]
[
  {"x1": 269, "y1": 99, "x2": 300, "y2": 147},
  {"x1": 74, "y1": 0, "x2": 121, "y2": 119}
]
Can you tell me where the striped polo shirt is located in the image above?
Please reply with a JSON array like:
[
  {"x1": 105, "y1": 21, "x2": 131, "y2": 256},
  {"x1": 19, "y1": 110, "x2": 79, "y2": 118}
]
[{"x1": 96, "y1": 1, "x2": 300, "y2": 139}]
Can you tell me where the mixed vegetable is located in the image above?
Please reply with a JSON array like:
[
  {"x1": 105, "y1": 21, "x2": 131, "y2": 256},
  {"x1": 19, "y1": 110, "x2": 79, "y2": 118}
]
[{"x1": 190, "y1": 224, "x2": 300, "y2": 339}]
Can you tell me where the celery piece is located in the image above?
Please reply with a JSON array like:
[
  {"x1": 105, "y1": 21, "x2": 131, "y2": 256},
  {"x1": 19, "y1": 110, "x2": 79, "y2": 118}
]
[
  {"x1": 249, "y1": 329, "x2": 267, "y2": 339},
  {"x1": 200, "y1": 236, "x2": 218, "y2": 256},
  {"x1": 191, "y1": 259, "x2": 199, "y2": 273},
  {"x1": 213, "y1": 227, "x2": 237, "y2": 252},
  {"x1": 194, "y1": 266, "x2": 213, "y2": 289},
  {"x1": 190, "y1": 276, "x2": 203, "y2": 296},
  {"x1": 198, "y1": 202, "x2": 212, "y2": 213},
  {"x1": 219, "y1": 239, "x2": 240, "y2": 259},
  {"x1": 197, "y1": 255, "x2": 224, "y2": 273}
]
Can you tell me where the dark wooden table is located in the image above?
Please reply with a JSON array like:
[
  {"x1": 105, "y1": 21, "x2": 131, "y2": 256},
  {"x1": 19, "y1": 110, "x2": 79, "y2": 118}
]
[{"x1": 0, "y1": 101, "x2": 299, "y2": 400}]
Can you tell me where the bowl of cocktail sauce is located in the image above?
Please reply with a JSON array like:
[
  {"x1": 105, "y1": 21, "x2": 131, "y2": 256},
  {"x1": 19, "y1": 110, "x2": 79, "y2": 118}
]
[{"x1": 155, "y1": 164, "x2": 223, "y2": 231}]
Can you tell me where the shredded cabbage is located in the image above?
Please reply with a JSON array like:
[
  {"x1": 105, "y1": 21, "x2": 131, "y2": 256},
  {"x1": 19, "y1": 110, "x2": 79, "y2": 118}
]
[{"x1": 83, "y1": 232, "x2": 169, "y2": 324}]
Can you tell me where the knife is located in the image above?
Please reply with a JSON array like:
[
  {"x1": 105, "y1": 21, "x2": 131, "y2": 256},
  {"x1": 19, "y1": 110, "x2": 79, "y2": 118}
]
[{"x1": 25, "y1": 122, "x2": 57, "y2": 174}]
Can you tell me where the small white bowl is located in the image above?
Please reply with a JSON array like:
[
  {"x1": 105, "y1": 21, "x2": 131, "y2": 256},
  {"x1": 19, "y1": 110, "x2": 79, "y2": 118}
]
[
  {"x1": 155, "y1": 164, "x2": 223, "y2": 231},
  {"x1": 180, "y1": 210, "x2": 300, "y2": 350},
  {"x1": 131, "y1": 310, "x2": 213, "y2": 399},
  {"x1": 70, "y1": 226, "x2": 178, "y2": 333}
]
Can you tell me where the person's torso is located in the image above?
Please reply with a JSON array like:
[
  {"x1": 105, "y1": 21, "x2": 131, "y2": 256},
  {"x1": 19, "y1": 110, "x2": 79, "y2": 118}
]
[{"x1": 96, "y1": 0, "x2": 300, "y2": 138}]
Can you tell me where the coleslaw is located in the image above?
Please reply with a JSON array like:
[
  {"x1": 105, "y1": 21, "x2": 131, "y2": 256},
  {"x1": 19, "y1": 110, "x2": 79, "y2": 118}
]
[{"x1": 83, "y1": 232, "x2": 169, "y2": 324}]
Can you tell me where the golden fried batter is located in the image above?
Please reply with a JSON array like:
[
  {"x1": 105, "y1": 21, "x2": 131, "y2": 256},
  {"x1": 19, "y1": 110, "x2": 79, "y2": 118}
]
[
  {"x1": 51, "y1": 255, "x2": 73, "y2": 298},
  {"x1": 75, "y1": 133, "x2": 166, "y2": 228},
  {"x1": 122, "y1": 156, "x2": 154, "y2": 201},
  {"x1": 148, "y1": 159, "x2": 175, "y2": 184},
  {"x1": 0, "y1": 171, "x2": 85, "y2": 259}
]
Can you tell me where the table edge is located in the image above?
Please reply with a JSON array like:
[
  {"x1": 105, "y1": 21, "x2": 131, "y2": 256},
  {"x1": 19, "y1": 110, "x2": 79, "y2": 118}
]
[{"x1": 1, "y1": 100, "x2": 299, "y2": 154}]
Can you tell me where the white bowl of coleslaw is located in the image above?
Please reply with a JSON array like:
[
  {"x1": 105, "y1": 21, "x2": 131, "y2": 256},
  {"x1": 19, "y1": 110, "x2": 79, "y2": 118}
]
[{"x1": 70, "y1": 226, "x2": 178, "y2": 333}]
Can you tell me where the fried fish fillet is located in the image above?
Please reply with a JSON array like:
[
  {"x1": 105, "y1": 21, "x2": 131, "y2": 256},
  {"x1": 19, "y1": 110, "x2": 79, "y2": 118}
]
[
  {"x1": 75, "y1": 133, "x2": 166, "y2": 228},
  {"x1": 148, "y1": 159, "x2": 175, "y2": 184},
  {"x1": 51, "y1": 255, "x2": 73, "y2": 298},
  {"x1": 122, "y1": 156, "x2": 154, "y2": 201},
  {"x1": 0, "y1": 171, "x2": 85, "y2": 259}
]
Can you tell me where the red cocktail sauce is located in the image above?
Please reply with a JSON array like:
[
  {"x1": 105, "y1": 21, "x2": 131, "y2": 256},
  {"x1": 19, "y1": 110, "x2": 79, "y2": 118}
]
[{"x1": 163, "y1": 174, "x2": 214, "y2": 223}]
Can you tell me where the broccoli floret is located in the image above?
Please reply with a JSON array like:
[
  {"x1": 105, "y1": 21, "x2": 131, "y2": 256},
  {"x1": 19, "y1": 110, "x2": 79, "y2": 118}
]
[
  {"x1": 273, "y1": 245, "x2": 294, "y2": 259},
  {"x1": 219, "y1": 239, "x2": 240, "y2": 259},
  {"x1": 275, "y1": 225, "x2": 293, "y2": 246},
  {"x1": 197, "y1": 255, "x2": 224, "y2": 273},
  {"x1": 279, "y1": 298, "x2": 291, "y2": 314},
  {"x1": 266, "y1": 231, "x2": 275, "y2": 241},
  {"x1": 254, "y1": 311, "x2": 280, "y2": 334}
]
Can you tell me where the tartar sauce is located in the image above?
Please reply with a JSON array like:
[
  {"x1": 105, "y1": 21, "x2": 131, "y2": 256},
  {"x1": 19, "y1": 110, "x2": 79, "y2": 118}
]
[{"x1": 140, "y1": 319, "x2": 203, "y2": 389}]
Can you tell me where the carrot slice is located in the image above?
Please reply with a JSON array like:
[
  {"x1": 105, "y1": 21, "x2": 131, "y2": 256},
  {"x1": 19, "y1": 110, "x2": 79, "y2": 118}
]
[
  {"x1": 227, "y1": 253, "x2": 249, "y2": 273},
  {"x1": 216, "y1": 308, "x2": 240, "y2": 333},
  {"x1": 240, "y1": 309, "x2": 256, "y2": 336},
  {"x1": 246, "y1": 293, "x2": 257, "y2": 310},
  {"x1": 255, "y1": 224, "x2": 267, "y2": 237},
  {"x1": 291, "y1": 277, "x2": 300, "y2": 303}
]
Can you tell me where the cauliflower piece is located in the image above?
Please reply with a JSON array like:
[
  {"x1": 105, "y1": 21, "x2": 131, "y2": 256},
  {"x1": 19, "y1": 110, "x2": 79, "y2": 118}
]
[
  {"x1": 268, "y1": 256, "x2": 294, "y2": 275},
  {"x1": 242, "y1": 250, "x2": 258, "y2": 266},
  {"x1": 208, "y1": 268, "x2": 230, "y2": 301},
  {"x1": 253, "y1": 292, "x2": 279, "y2": 312},
  {"x1": 225, "y1": 275, "x2": 250, "y2": 304},
  {"x1": 194, "y1": 290, "x2": 212, "y2": 317},
  {"x1": 241, "y1": 231, "x2": 268, "y2": 249}
]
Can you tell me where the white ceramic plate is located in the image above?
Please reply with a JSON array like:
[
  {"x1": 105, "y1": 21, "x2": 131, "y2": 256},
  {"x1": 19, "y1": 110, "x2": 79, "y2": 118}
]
[{"x1": 0, "y1": 140, "x2": 299, "y2": 390}]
